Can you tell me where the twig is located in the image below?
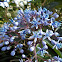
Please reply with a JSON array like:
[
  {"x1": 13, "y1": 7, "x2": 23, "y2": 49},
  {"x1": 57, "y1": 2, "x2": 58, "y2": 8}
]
[
  {"x1": 42, "y1": 0, "x2": 46, "y2": 6},
  {"x1": 34, "y1": 42, "x2": 38, "y2": 62},
  {"x1": 10, "y1": 59, "x2": 19, "y2": 62},
  {"x1": 37, "y1": 56, "x2": 48, "y2": 61}
]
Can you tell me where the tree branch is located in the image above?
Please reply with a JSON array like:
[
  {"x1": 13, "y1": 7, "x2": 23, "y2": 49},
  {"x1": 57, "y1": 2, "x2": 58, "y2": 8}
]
[{"x1": 42, "y1": 0, "x2": 46, "y2": 6}]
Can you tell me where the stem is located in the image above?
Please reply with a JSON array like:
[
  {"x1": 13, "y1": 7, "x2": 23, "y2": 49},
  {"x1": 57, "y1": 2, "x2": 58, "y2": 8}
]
[
  {"x1": 42, "y1": 0, "x2": 46, "y2": 6},
  {"x1": 34, "y1": 41, "x2": 38, "y2": 62},
  {"x1": 5, "y1": 7, "x2": 8, "y2": 20},
  {"x1": 37, "y1": 56, "x2": 48, "y2": 61}
]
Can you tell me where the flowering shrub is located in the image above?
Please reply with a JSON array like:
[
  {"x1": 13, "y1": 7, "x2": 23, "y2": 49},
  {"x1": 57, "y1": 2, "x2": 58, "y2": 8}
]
[{"x1": 0, "y1": 7, "x2": 62, "y2": 62}]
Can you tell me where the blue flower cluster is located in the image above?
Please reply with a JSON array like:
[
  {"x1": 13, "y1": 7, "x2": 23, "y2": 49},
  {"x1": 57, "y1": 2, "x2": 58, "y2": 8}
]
[{"x1": 0, "y1": 7, "x2": 62, "y2": 61}]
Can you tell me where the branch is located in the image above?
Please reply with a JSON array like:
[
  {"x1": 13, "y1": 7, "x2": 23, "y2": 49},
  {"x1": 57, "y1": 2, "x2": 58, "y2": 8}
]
[
  {"x1": 42, "y1": 0, "x2": 46, "y2": 6},
  {"x1": 34, "y1": 42, "x2": 38, "y2": 62}
]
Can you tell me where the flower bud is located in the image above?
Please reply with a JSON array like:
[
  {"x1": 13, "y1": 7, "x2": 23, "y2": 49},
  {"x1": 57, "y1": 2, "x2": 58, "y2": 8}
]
[
  {"x1": 30, "y1": 46, "x2": 35, "y2": 51},
  {"x1": 1, "y1": 46, "x2": 7, "y2": 51},
  {"x1": 20, "y1": 49, "x2": 24, "y2": 53},
  {"x1": 22, "y1": 54, "x2": 26, "y2": 58}
]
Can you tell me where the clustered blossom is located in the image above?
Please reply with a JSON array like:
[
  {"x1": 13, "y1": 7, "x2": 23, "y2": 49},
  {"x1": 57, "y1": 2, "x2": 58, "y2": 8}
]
[{"x1": 0, "y1": 7, "x2": 62, "y2": 62}]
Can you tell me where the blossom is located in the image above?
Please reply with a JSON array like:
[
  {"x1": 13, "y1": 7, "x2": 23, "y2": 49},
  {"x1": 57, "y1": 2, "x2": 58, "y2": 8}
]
[
  {"x1": 53, "y1": 42, "x2": 62, "y2": 49},
  {"x1": 30, "y1": 18, "x2": 41, "y2": 29},
  {"x1": 53, "y1": 13, "x2": 59, "y2": 18},
  {"x1": 50, "y1": 19, "x2": 61, "y2": 30},
  {"x1": 28, "y1": 30, "x2": 43, "y2": 42},
  {"x1": 43, "y1": 29, "x2": 54, "y2": 40},
  {"x1": 37, "y1": 47, "x2": 48, "y2": 57},
  {"x1": 0, "y1": 22, "x2": 9, "y2": 36}
]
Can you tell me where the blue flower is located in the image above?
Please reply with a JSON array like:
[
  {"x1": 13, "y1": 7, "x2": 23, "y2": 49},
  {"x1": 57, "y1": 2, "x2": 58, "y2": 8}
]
[
  {"x1": 51, "y1": 39, "x2": 57, "y2": 45},
  {"x1": 0, "y1": 22, "x2": 9, "y2": 36},
  {"x1": 10, "y1": 19, "x2": 15, "y2": 23},
  {"x1": 50, "y1": 20, "x2": 61, "y2": 30},
  {"x1": 43, "y1": 29, "x2": 54, "y2": 40},
  {"x1": 53, "y1": 13, "x2": 59, "y2": 18},
  {"x1": 18, "y1": 30, "x2": 26, "y2": 36},
  {"x1": 28, "y1": 29, "x2": 45, "y2": 42},
  {"x1": 57, "y1": 37, "x2": 62, "y2": 44},
  {"x1": 56, "y1": 43, "x2": 62, "y2": 49},
  {"x1": 54, "y1": 32, "x2": 60, "y2": 36},
  {"x1": 31, "y1": 10, "x2": 37, "y2": 15},
  {"x1": 52, "y1": 21, "x2": 61, "y2": 28},
  {"x1": 44, "y1": 14, "x2": 49, "y2": 19},
  {"x1": 28, "y1": 30, "x2": 43, "y2": 42},
  {"x1": 24, "y1": 9, "x2": 31, "y2": 14},
  {"x1": 43, "y1": 8, "x2": 47, "y2": 12},
  {"x1": 53, "y1": 42, "x2": 62, "y2": 49},
  {"x1": 18, "y1": 30, "x2": 27, "y2": 40},
  {"x1": 47, "y1": 10, "x2": 53, "y2": 15},
  {"x1": 37, "y1": 47, "x2": 48, "y2": 57},
  {"x1": 38, "y1": 7, "x2": 42, "y2": 12},
  {"x1": 42, "y1": 41, "x2": 46, "y2": 46},
  {"x1": 18, "y1": 29, "x2": 31, "y2": 40},
  {"x1": 40, "y1": 13, "x2": 50, "y2": 24},
  {"x1": 30, "y1": 18, "x2": 41, "y2": 29}
]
